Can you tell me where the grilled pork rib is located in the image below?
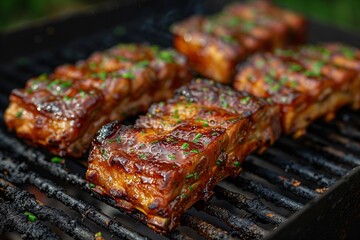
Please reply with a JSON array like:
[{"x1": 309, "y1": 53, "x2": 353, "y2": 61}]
[
  {"x1": 234, "y1": 43, "x2": 360, "y2": 136},
  {"x1": 171, "y1": 0, "x2": 306, "y2": 83},
  {"x1": 86, "y1": 79, "x2": 281, "y2": 232},
  {"x1": 4, "y1": 44, "x2": 192, "y2": 157}
]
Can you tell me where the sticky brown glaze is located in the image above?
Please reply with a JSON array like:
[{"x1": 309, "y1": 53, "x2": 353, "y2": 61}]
[
  {"x1": 4, "y1": 44, "x2": 192, "y2": 157},
  {"x1": 171, "y1": 0, "x2": 306, "y2": 83},
  {"x1": 234, "y1": 43, "x2": 360, "y2": 137},
  {"x1": 86, "y1": 79, "x2": 281, "y2": 233}
]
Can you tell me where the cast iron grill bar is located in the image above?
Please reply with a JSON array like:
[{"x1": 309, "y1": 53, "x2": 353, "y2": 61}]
[
  {"x1": 170, "y1": 230, "x2": 193, "y2": 240},
  {"x1": 261, "y1": 149, "x2": 336, "y2": 187},
  {"x1": 274, "y1": 138, "x2": 348, "y2": 177},
  {"x1": 180, "y1": 213, "x2": 235, "y2": 240},
  {"x1": 233, "y1": 176, "x2": 303, "y2": 212},
  {"x1": 338, "y1": 111, "x2": 360, "y2": 129},
  {"x1": 0, "y1": 178, "x2": 95, "y2": 240},
  {"x1": 0, "y1": 201, "x2": 60, "y2": 240},
  {"x1": 213, "y1": 186, "x2": 285, "y2": 225},
  {"x1": 242, "y1": 160, "x2": 319, "y2": 200},
  {"x1": 198, "y1": 202, "x2": 268, "y2": 239},
  {"x1": 0, "y1": 157, "x2": 150, "y2": 240},
  {"x1": 300, "y1": 135, "x2": 360, "y2": 167},
  {"x1": 317, "y1": 121, "x2": 360, "y2": 141},
  {"x1": 309, "y1": 124, "x2": 360, "y2": 154}
]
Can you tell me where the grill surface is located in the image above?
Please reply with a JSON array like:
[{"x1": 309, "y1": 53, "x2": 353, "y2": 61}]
[{"x1": 1, "y1": 0, "x2": 360, "y2": 239}]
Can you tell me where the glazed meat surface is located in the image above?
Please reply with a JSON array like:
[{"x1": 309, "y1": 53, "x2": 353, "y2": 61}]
[
  {"x1": 171, "y1": 0, "x2": 306, "y2": 83},
  {"x1": 234, "y1": 43, "x2": 360, "y2": 136},
  {"x1": 86, "y1": 79, "x2": 281, "y2": 232},
  {"x1": 4, "y1": 44, "x2": 192, "y2": 157}
]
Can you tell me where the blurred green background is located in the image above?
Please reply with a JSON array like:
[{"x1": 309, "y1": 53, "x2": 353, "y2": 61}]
[{"x1": 0, "y1": 0, "x2": 359, "y2": 33}]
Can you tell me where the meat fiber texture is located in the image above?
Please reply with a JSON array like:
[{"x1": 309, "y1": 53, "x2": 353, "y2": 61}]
[
  {"x1": 5, "y1": 44, "x2": 192, "y2": 157},
  {"x1": 86, "y1": 79, "x2": 281, "y2": 232}
]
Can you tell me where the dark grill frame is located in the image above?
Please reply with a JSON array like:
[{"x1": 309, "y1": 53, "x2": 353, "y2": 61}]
[{"x1": 0, "y1": 0, "x2": 360, "y2": 239}]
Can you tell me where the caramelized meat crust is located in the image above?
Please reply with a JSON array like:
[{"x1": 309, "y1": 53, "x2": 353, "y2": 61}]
[
  {"x1": 234, "y1": 43, "x2": 360, "y2": 136},
  {"x1": 171, "y1": 0, "x2": 306, "y2": 83},
  {"x1": 86, "y1": 79, "x2": 281, "y2": 232},
  {"x1": 4, "y1": 44, "x2": 192, "y2": 157}
]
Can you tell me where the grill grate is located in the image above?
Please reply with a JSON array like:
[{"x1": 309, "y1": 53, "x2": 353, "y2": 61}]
[{"x1": 1, "y1": 0, "x2": 360, "y2": 239}]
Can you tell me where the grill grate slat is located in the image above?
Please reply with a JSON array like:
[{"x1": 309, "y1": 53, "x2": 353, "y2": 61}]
[
  {"x1": 180, "y1": 213, "x2": 234, "y2": 240},
  {"x1": 0, "y1": 157, "x2": 149, "y2": 240},
  {"x1": 261, "y1": 149, "x2": 336, "y2": 187},
  {"x1": 0, "y1": 178, "x2": 95, "y2": 240},
  {"x1": 200, "y1": 202, "x2": 267, "y2": 239},
  {"x1": 274, "y1": 138, "x2": 348, "y2": 177},
  {"x1": 243, "y1": 160, "x2": 319, "y2": 200},
  {"x1": 234, "y1": 176, "x2": 303, "y2": 212},
  {"x1": 0, "y1": 201, "x2": 61, "y2": 240},
  {"x1": 213, "y1": 186, "x2": 285, "y2": 225}
]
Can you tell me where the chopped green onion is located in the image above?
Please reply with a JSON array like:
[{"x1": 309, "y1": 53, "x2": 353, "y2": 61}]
[
  {"x1": 63, "y1": 96, "x2": 72, "y2": 101},
  {"x1": 168, "y1": 154, "x2": 175, "y2": 160},
  {"x1": 216, "y1": 159, "x2": 222, "y2": 166},
  {"x1": 60, "y1": 81, "x2": 72, "y2": 88},
  {"x1": 342, "y1": 47, "x2": 356, "y2": 59},
  {"x1": 289, "y1": 64, "x2": 302, "y2": 72},
  {"x1": 194, "y1": 172, "x2": 199, "y2": 180},
  {"x1": 186, "y1": 173, "x2": 194, "y2": 179},
  {"x1": 51, "y1": 157, "x2": 62, "y2": 164},
  {"x1": 190, "y1": 149, "x2": 199, "y2": 154},
  {"x1": 101, "y1": 149, "x2": 109, "y2": 160},
  {"x1": 24, "y1": 211, "x2": 36, "y2": 222},
  {"x1": 240, "y1": 96, "x2": 251, "y2": 104},
  {"x1": 220, "y1": 35, "x2": 236, "y2": 44},
  {"x1": 158, "y1": 51, "x2": 174, "y2": 63},
  {"x1": 95, "y1": 232, "x2": 102, "y2": 238},
  {"x1": 89, "y1": 183, "x2": 96, "y2": 188},
  {"x1": 16, "y1": 109, "x2": 23, "y2": 119},
  {"x1": 234, "y1": 161, "x2": 241, "y2": 167},
  {"x1": 181, "y1": 143, "x2": 189, "y2": 150},
  {"x1": 121, "y1": 72, "x2": 135, "y2": 80},
  {"x1": 192, "y1": 133, "x2": 202, "y2": 142},
  {"x1": 139, "y1": 153, "x2": 147, "y2": 160},
  {"x1": 136, "y1": 60, "x2": 150, "y2": 68}
]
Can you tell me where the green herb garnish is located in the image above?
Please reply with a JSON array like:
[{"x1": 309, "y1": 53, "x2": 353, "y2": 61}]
[
  {"x1": 234, "y1": 161, "x2": 241, "y2": 167},
  {"x1": 51, "y1": 157, "x2": 62, "y2": 163},
  {"x1": 342, "y1": 47, "x2": 356, "y2": 59},
  {"x1": 136, "y1": 60, "x2": 150, "y2": 68},
  {"x1": 16, "y1": 109, "x2": 23, "y2": 119},
  {"x1": 24, "y1": 211, "x2": 36, "y2": 222},
  {"x1": 190, "y1": 149, "x2": 200, "y2": 154},
  {"x1": 181, "y1": 143, "x2": 189, "y2": 150},
  {"x1": 139, "y1": 153, "x2": 147, "y2": 160},
  {"x1": 289, "y1": 64, "x2": 302, "y2": 72},
  {"x1": 168, "y1": 154, "x2": 175, "y2": 160},
  {"x1": 121, "y1": 72, "x2": 135, "y2": 80},
  {"x1": 192, "y1": 133, "x2": 202, "y2": 142},
  {"x1": 240, "y1": 96, "x2": 251, "y2": 104},
  {"x1": 158, "y1": 51, "x2": 175, "y2": 63},
  {"x1": 186, "y1": 173, "x2": 194, "y2": 179},
  {"x1": 89, "y1": 183, "x2": 96, "y2": 188}
]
